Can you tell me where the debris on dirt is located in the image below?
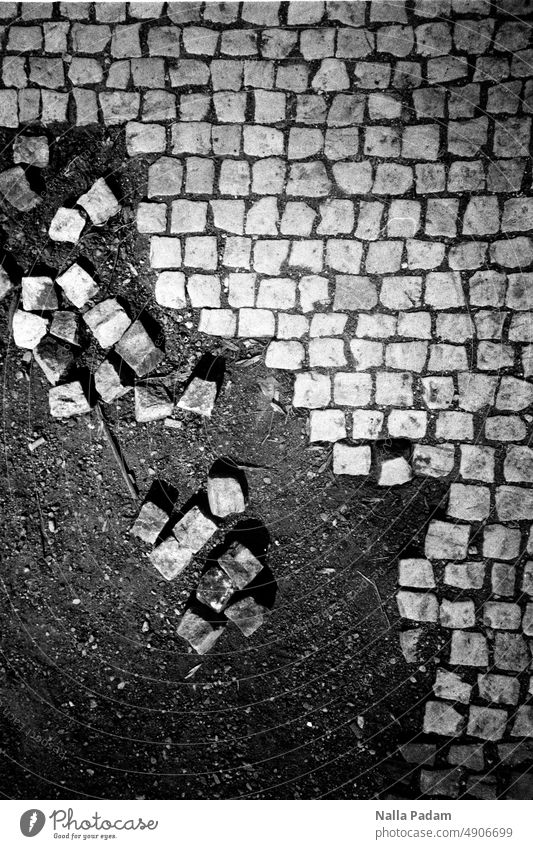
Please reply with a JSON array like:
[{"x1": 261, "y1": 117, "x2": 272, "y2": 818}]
[
  {"x1": 12, "y1": 309, "x2": 48, "y2": 349},
  {"x1": 49, "y1": 207, "x2": 87, "y2": 243},
  {"x1": 177, "y1": 376, "x2": 217, "y2": 417},
  {"x1": 21, "y1": 276, "x2": 58, "y2": 311},
  {"x1": 28, "y1": 436, "x2": 46, "y2": 452},
  {"x1": 134, "y1": 382, "x2": 173, "y2": 423},
  {"x1": 207, "y1": 474, "x2": 245, "y2": 518},
  {"x1": 0, "y1": 166, "x2": 41, "y2": 211},
  {"x1": 77, "y1": 177, "x2": 120, "y2": 226},
  {"x1": 56, "y1": 263, "x2": 100, "y2": 308},
  {"x1": 131, "y1": 501, "x2": 169, "y2": 545},
  {"x1": 48, "y1": 380, "x2": 91, "y2": 418},
  {"x1": 94, "y1": 402, "x2": 138, "y2": 500},
  {"x1": 13, "y1": 135, "x2": 49, "y2": 168},
  {"x1": 225, "y1": 596, "x2": 267, "y2": 637},
  {"x1": 399, "y1": 629, "x2": 422, "y2": 663}
]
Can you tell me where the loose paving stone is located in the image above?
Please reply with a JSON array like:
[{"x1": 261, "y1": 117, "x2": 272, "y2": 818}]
[
  {"x1": 177, "y1": 607, "x2": 225, "y2": 654},
  {"x1": 33, "y1": 335, "x2": 74, "y2": 384},
  {"x1": 56, "y1": 263, "x2": 100, "y2": 309},
  {"x1": 49, "y1": 381, "x2": 91, "y2": 418},
  {"x1": 134, "y1": 383, "x2": 173, "y2": 423},
  {"x1": 84, "y1": 298, "x2": 131, "y2": 348},
  {"x1": 399, "y1": 559, "x2": 435, "y2": 589},
  {"x1": 207, "y1": 475, "x2": 245, "y2": 518},
  {"x1": 150, "y1": 537, "x2": 193, "y2": 581},
  {"x1": 114, "y1": 320, "x2": 163, "y2": 377},
  {"x1": 12, "y1": 310, "x2": 48, "y2": 350},
  {"x1": 0, "y1": 166, "x2": 41, "y2": 211},
  {"x1": 196, "y1": 566, "x2": 235, "y2": 613},
  {"x1": 177, "y1": 377, "x2": 217, "y2": 417},
  {"x1": 21, "y1": 276, "x2": 58, "y2": 312},
  {"x1": 173, "y1": 506, "x2": 217, "y2": 554},
  {"x1": 13, "y1": 136, "x2": 49, "y2": 168},
  {"x1": 94, "y1": 358, "x2": 130, "y2": 403},
  {"x1": 49, "y1": 207, "x2": 86, "y2": 243},
  {"x1": 131, "y1": 501, "x2": 169, "y2": 545},
  {"x1": 225, "y1": 596, "x2": 267, "y2": 636},
  {"x1": 77, "y1": 178, "x2": 120, "y2": 225},
  {"x1": 433, "y1": 669, "x2": 471, "y2": 703},
  {"x1": 219, "y1": 542, "x2": 263, "y2": 591},
  {"x1": 378, "y1": 456, "x2": 412, "y2": 486}
]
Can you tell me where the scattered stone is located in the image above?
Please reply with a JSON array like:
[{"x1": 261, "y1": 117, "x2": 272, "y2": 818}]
[
  {"x1": 0, "y1": 166, "x2": 41, "y2": 212},
  {"x1": 33, "y1": 335, "x2": 74, "y2": 384},
  {"x1": 84, "y1": 298, "x2": 131, "y2": 348},
  {"x1": 225, "y1": 596, "x2": 267, "y2": 636},
  {"x1": 114, "y1": 320, "x2": 163, "y2": 376},
  {"x1": 12, "y1": 310, "x2": 48, "y2": 349},
  {"x1": 49, "y1": 207, "x2": 86, "y2": 243},
  {"x1": 207, "y1": 475, "x2": 245, "y2": 518},
  {"x1": 196, "y1": 566, "x2": 235, "y2": 613},
  {"x1": 134, "y1": 382, "x2": 173, "y2": 422},
  {"x1": 21, "y1": 276, "x2": 58, "y2": 312},
  {"x1": 94, "y1": 358, "x2": 131, "y2": 403},
  {"x1": 378, "y1": 456, "x2": 412, "y2": 486},
  {"x1": 131, "y1": 501, "x2": 169, "y2": 544},
  {"x1": 173, "y1": 506, "x2": 217, "y2": 554},
  {"x1": 177, "y1": 607, "x2": 224, "y2": 654},
  {"x1": 50, "y1": 311, "x2": 79, "y2": 345},
  {"x1": 49, "y1": 381, "x2": 91, "y2": 418},
  {"x1": 77, "y1": 177, "x2": 120, "y2": 226},
  {"x1": 177, "y1": 377, "x2": 217, "y2": 417},
  {"x1": 13, "y1": 136, "x2": 49, "y2": 168},
  {"x1": 150, "y1": 536, "x2": 193, "y2": 580},
  {"x1": 399, "y1": 629, "x2": 422, "y2": 662},
  {"x1": 0, "y1": 266, "x2": 13, "y2": 302},
  {"x1": 56, "y1": 263, "x2": 99, "y2": 309},
  {"x1": 219, "y1": 542, "x2": 263, "y2": 590}
]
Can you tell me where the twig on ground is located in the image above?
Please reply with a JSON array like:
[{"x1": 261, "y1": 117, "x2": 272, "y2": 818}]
[
  {"x1": 94, "y1": 402, "x2": 138, "y2": 501},
  {"x1": 355, "y1": 569, "x2": 391, "y2": 629}
]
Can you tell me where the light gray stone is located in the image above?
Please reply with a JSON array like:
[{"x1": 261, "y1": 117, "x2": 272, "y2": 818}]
[
  {"x1": 94, "y1": 358, "x2": 131, "y2": 403},
  {"x1": 219, "y1": 542, "x2": 263, "y2": 591},
  {"x1": 33, "y1": 335, "x2": 74, "y2": 385},
  {"x1": 77, "y1": 178, "x2": 120, "y2": 225},
  {"x1": 49, "y1": 207, "x2": 86, "y2": 243},
  {"x1": 196, "y1": 566, "x2": 235, "y2": 613},
  {"x1": 49, "y1": 381, "x2": 91, "y2": 418},
  {"x1": 177, "y1": 377, "x2": 217, "y2": 417},
  {"x1": 207, "y1": 475, "x2": 245, "y2": 518},
  {"x1": 150, "y1": 537, "x2": 193, "y2": 581},
  {"x1": 225, "y1": 596, "x2": 267, "y2": 636},
  {"x1": 173, "y1": 506, "x2": 217, "y2": 554},
  {"x1": 0, "y1": 166, "x2": 41, "y2": 212},
  {"x1": 131, "y1": 501, "x2": 169, "y2": 545},
  {"x1": 84, "y1": 298, "x2": 131, "y2": 348},
  {"x1": 114, "y1": 320, "x2": 164, "y2": 377},
  {"x1": 12, "y1": 310, "x2": 48, "y2": 350},
  {"x1": 177, "y1": 607, "x2": 225, "y2": 654},
  {"x1": 134, "y1": 383, "x2": 173, "y2": 423},
  {"x1": 13, "y1": 135, "x2": 49, "y2": 168}
]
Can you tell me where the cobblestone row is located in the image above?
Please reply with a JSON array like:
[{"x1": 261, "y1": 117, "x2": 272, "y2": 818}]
[{"x1": 2, "y1": 0, "x2": 533, "y2": 798}]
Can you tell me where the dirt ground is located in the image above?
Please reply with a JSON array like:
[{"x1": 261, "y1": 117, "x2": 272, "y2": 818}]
[{"x1": 0, "y1": 127, "x2": 448, "y2": 800}]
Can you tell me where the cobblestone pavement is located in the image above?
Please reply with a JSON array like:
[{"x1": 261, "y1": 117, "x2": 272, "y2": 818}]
[{"x1": 2, "y1": 0, "x2": 533, "y2": 799}]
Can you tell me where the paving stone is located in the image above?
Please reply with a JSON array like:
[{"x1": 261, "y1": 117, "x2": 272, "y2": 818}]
[
  {"x1": 0, "y1": 267, "x2": 12, "y2": 303},
  {"x1": 114, "y1": 320, "x2": 163, "y2": 377},
  {"x1": 447, "y1": 484, "x2": 490, "y2": 522},
  {"x1": 309, "y1": 409, "x2": 346, "y2": 443},
  {"x1": 448, "y1": 744, "x2": 484, "y2": 772},
  {"x1": 478, "y1": 673, "x2": 520, "y2": 706},
  {"x1": 33, "y1": 335, "x2": 75, "y2": 386},
  {"x1": 196, "y1": 566, "x2": 235, "y2": 613},
  {"x1": 333, "y1": 372, "x2": 371, "y2": 406},
  {"x1": 49, "y1": 208, "x2": 86, "y2": 243},
  {"x1": 492, "y1": 563, "x2": 515, "y2": 597},
  {"x1": 265, "y1": 340, "x2": 304, "y2": 371},
  {"x1": 225, "y1": 596, "x2": 267, "y2": 637},
  {"x1": 207, "y1": 475, "x2": 245, "y2": 518},
  {"x1": 494, "y1": 633, "x2": 530, "y2": 672},
  {"x1": 50, "y1": 312, "x2": 79, "y2": 347},
  {"x1": 150, "y1": 537, "x2": 194, "y2": 581},
  {"x1": 56, "y1": 263, "x2": 99, "y2": 309},
  {"x1": 49, "y1": 381, "x2": 91, "y2": 418},
  {"x1": 94, "y1": 358, "x2": 131, "y2": 404},
  {"x1": 388, "y1": 410, "x2": 426, "y2": 439},
  {"x1": 76, "y1": 178, "x2": 120, "y2": 227},
  {"x1": 450, "y1": 630, "x2": 488, "y2": 667},
  {"x1": 425, "y1": 520, "x2": 470, "y2": 561},
  {"x1": 496, "y1": 486, "x2": 533, "y2": 521},
  {"x1": 177, "y1": 377, "x2": 217, "y2": 417},
  {"x1": 460, "y1": 445, "x2": 495, "y2": 483},
  {"x1": 511, "y1": 707, "x2": 533, "y2": 738},
  {"x1": 173, "y1": 505, "x2": 217, "y2": 554},
  {"x1": 433, "y1": 668, "x2": 471, "y2": 703},
  {"x1": 219, "y1": 542, "x2": 263, "y2": 591},
  {"x1": 12, "y1": 136, "x2": 49, "y2": 169},
  {"x1": 483, "y1": 524, "x2": 521, "y2": 561},
  {"x1": 148, "y1": 158, "x2": 183, "y2": 197},
  {"x1": 84, "y1": 299, "x2": 131, "y2": 349},
  {"x1": 198, "y1": 309, "x2": 237, "y2": 338},
  {"x1": 0, "y1": 166, "x2": 40, "y2": 212},
  {"x1": 238, "y1": 308, "x2": 274, "y2": 338},
  {"x1": 309, "y1": 338, "x2": 346, "y2": 368},
  {"x1": 435, "y1": 411, "x2": 474, "y2": 442},
  {"x1": 399, "y1": 559, "x2": 435, "y2": 589},
  {"x1": 467, "y1": 706, "x2": 508, "y2": 741},
  {"x1": 378, "y1": 456, "x2": 412, "y2": 486},
  {"x1": 444, "y1": 561, "x2": 485, "y2": 590},
  {"x1": 333, "y1": 444, "x2": 371, "y2": 477},
  {"x1": 131, "y1": 501, "x2": 169, "y2": 545},
  {"x1": 522, "y1": 562, "x2": 533, "y2": 597},
  {"x1": 12, "y1": 310, "x2": 48, "y2": 350},
  {"x1": 399, "y1": 629, "x2": 422, "y2": 663},
  {"x1": 440, "y1": 598, "x2": 476, "y2": 629},
  {"x1": 293, "y1": 372, "x2": 330, "y2": 409},
  {"x1": 397, "y1": 590, "x2": 438, "y2": 622},
  {"x1": 21, "y1": 276, "x2": 57, "y2": 313},
  {"x1": 135, "y1": 383, "x2": 173, "y2": 423},
  {"x1": 423, "y1": 701, "x2": 464, "y2": 736}
]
